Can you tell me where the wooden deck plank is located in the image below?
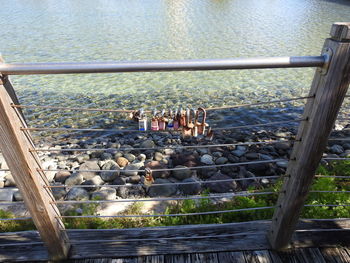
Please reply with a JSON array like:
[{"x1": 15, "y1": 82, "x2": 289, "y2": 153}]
[
  {"x1": 244, "y1": 250, "x2": 273, "y2": 263},
  {"x1": 217, "y1": 251, "x2": 246, "y2": 263}
]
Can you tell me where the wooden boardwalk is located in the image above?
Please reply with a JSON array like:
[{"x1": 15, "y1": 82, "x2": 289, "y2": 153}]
[
  {"x1": 67, "y1": 248, "x2": 350, "y2": 263},
  {"x1": 0, "y1": 220, "x2": 349, "y2": 262}
]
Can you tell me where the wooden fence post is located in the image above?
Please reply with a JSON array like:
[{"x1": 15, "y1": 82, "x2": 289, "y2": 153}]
[
  {"x1": 268, "y1": 22, "x2": 350, "y2": 249},
  {"x1": 0, "y1": 74, "x2": 70, "y2": 259}
]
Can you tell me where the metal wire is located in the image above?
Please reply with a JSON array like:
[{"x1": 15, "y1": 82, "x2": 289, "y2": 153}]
[
  {"x1": 0, "y1": 217, "x2": 32, "y2": 221},
  {"x1": 31, "y1": 140, "x2": 291, "y2": 152},
  {"x1": 309, "y1": 191, "x2": 350, "y2": 193},
  {"x1": 20, "y1": 119, "x2": 303, "y2": 133},
  {"x1": 0, "y1": 202, "x2": 25, "y2": 205},
  {"x1": 46, "y1": 175, "x2": 280, "y2": 189},
  {"x1": 304, "y1": 204, "x2": 350, "y2": 207},
  {"x1": 59, "y1": 206, "x2": 276, "y2": 219},
  {"x1": 323, "y1": 158, "x2": 350, "y2": 161},
  {"x1": 315, "y1": 175, "x2": 350, "y2": 179},
  {"x1": 40, "y1": 159, "x2": 284, "y2": 173},
  {"x1": 53, "y1": 191, "x2": 276, "y2": 205},
  {"x1": 12, "y1": 96, "x2": 312, "y2": 114}
]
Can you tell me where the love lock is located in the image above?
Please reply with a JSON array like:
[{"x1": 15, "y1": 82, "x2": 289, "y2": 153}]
[
  {"x1": 138, "y1": 108, "x2": 147, "y2": 131},
  {"x1": 196, "y1": 107, "x2": 209, "y2": 135},
  {"x1": 182, "y1": 108, "x2": 192, "y2": 137},
  {"x1": 144, "y1": 167, "x2": 154, "y2": 186},
  {"x1": 151, "y1": 109, "x2": 159, "y2": 131}
]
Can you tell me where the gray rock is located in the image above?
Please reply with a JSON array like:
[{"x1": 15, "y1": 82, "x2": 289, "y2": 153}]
[
  {"x1": 100, "y1": 152, "x2": 113, "y2": 161},
  {"x1": 4, "y1": 173, "x2": 16, "y2": 187},
  {"x1": 82, "y1": 175, "x2": 105, "y2": 191},
  {"x1": 212, "y1": 152, "x2": 223, "y2": 158},
  {"x1": 154, "y1": 152, "x2": 163, "y2": 161},
  {"x1": 124, "y1": 153, "x2": 136, "y2": 162},
  {"x1": 200, "y1": 154, "x2": 214, "y2": 165},
  {"x1": 118, "y1": 184, "x2": 145, "y2": 198},
  {"x1": 172, "y1": 165, "x2": 192, "y2": 180},
  {"x1": 199, "y1": 167, "x2": 217, "y2": 179},
  {"x1": 236, "y1": 146, "x2": 247, "y2": 152},
  {"x1": 0, "y1": 188, "x2": 16, "y2": 201},
  {"x1": 124, "y1": 163, "x2": 143, "y2": 177},
  {"x1": 54, "y1": 170, "x2": 71, "y2": 183},
  {"x1": 13, "y1": 189, "x2": 23, "y2": 201},
  {"x1": 75, "y1": 154, "x2": 90, "y2": 164},
  {"x1": 259, "y1": 154, "x2": 273, "y2": 160},
  {"x1": 274, "y1": 142, "x2": 291, "y2": 151},
  {"x1": 330, "y1": 144, "x2": 344, "y2": 154},
  {"x1": 245, "y1": 153, "x2": 260, "y2": 160},
  {"x1": 79, "y1": 161, "x2": 100, "y2": 180},
  {"x1": 148, "y1": 179, "x2": 177, "y2": 197},
  {"x1": 66, "y1": 187, "x2": 89, "y2": 201},
  {"x1": 215, "y1": 157, "x2": 228, "y2": 165},
  {"x1": 342, "y1": 143, "x2": 350, "y2": 150},
  {"x1": 164, "y1": 149, "x2": 175, "y2": 155},
  {"x1": 206, "y1": 172, "x2": 237, "y2": 193},
  {"x1": 65, "y1": 173, "x2": 84, "y2": 186},
  {"x1": 179, "y1": 178, "x2": 201, "y2": 195},
  {"x1": 276, "y1": 161, "x2": 288, "y2": 168},
  {"x1": 140, "y1": 140, "x2": 155, "y2": 148},
  {"x1": 91, "y1": 187, "x2": 116, "y2": 200},
  {"x1": 51, "y1": 184, "x2": 66, "y2": 200},
  {"x1": 128, "y1": 175, "x2": 141, "y2": 184},
  {"x1": 101, "y1": 161, "x2": 120, "y2": 182},
  {"x1": 231, "y1": 150, "x2": 245, "y2": 157}
]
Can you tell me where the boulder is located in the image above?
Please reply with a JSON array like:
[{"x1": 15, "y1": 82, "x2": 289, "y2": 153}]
[
  {"x1": 215, "y1": 157, "x2": 228, "y2": 165},
  {"x1": 66, "y1": 187, "x2": 89, "y2": 201},
  {"x1": 82, "y1": 175, "x2": 105, "y2": 191},
  {"x1": 148, "y1": 179, "x2": 177, "y2": 197},
  {"x1": 91, "y1": 187, "x2": 116, "y2": 200},
  {"x1": 179, "y1": 178, "x2": 201, "y2": 195},
  {"x1": 140, "y1": 140, "x2": 155, "y2": 148},
  {"x1": 65, "y1": 173, "x2": 84, "y2": 186},
  {"x1": 101, "y1": 161, "x2": 120, "y2": 182},
  {"x1": 172, "y1": 165, "x2": 192, "y2": 180},
  {"x1": 205, "y1": 172, "x2": 237, "y2": 193},
  {"x1": 79, "y1": 161, "x2": 100, "y2": 180}
]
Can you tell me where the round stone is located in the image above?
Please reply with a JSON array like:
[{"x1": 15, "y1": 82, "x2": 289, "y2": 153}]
[
  {"x1": 116, "y1": 157, "x2": 129, "y2": 167},
  {"x1": 200, "y1": 154, "x2": 214, "y2": 165},
  {"x1": 101, "y1": 161, "x2": 120, "y2": 182},
  {"x1": 148, "y1": 179, "x2": 177, "y2": 197},
  {"x1": 172, "y1": 165, "x2": 192, "y2": 180}
]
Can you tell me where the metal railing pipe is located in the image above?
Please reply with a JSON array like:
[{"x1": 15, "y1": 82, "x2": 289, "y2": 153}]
[{"x1": 0, "y1": 56, "x2": 325, "y2": 75}]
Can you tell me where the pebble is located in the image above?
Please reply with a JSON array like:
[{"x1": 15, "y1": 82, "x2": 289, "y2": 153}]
[
  {"x1": 116, "y1": 157, "x2": 129, "y2": 167},
  {"x1": 140, "y1": 140, "x2": 155, "y2": 148},
  {"x1": 100, "y1": 152, "x2": 113, "y2": 161},
  {"x1": 231, "y1": 150, "x2": 245, "y2": 157},
  {"x1": 215, "y1": 157, "x2": 228, "y2": 165},
  {"x1": 276, "y1": 161, "x2": 288, "y2": 168},
  {"x1": 245, "y1": 153, "x2": 259, "y2": 160},
  {"x1": 75, "y1": 154, "x2": 90, "y2": 164},
  {"x1": 274, "y1": 142, "x2": 291, "y2": 151},
  {"x1": 54, "y1": 170, "x2": 71, "y2": 183},
  {"x1": 172, "y1": 165, "x2": 192, "y2": 180},
  {"x1": 82, "y1": 175, "x2": 105, "y2": 191},
  {"x1": 124, "y1": 153, "x2": 136, "y2": 162},
  {"x1": 127, "y1": 175, "x2": 141, "y2": 184},
  {"x1": 138, "y1": 154, "x2": 146, "y2": 161},
  {"x1": 154, "y1": 152, "x2": 164, "y2": 161},
  {"x1": 330, "y1": 144, "x2": 344, "y2": 154},
  {"x1": 200, "y1": 154, "x2": 214, "y2": 165},
  {"x1": 124, "y1": 163, "x2": 143, "y2": 177}
]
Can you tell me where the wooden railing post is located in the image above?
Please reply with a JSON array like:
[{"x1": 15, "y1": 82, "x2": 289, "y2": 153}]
[
  {"x1": 0, "y1": 74, "x2": 70, "y2": 259},
  {"x1": 269, "y1": 22, "x2": 350, "y2": 250}
]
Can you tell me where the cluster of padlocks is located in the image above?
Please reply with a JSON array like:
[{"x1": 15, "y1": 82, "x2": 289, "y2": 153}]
[{"x1": 130, "y1": 107, "x2": 214, "y2": 139}]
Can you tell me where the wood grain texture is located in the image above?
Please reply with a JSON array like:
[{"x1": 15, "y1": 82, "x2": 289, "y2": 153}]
[
  {"x1": 269, "y1": 22, "x2": 350, "y2": 250},
  {"x1": 0, "y1": 85, "x2": 70, "y2": 259}
]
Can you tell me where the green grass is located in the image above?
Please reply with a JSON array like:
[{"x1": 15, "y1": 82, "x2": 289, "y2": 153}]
[{"x1": 1, "y1": 161, "x2": 349, "y2": 232}]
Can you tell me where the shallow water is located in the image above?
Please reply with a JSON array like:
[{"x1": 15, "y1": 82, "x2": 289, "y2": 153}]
[{"x1": 1, "y1": 0, "x2": 350, "y2": 133}]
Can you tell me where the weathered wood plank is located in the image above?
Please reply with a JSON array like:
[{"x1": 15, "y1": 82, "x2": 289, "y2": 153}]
[
  {"x1": 269, "y1": 22, "x2": 350, "y2": 250},
  {"x1": 0, "y1": 83, "x2": 70, "y2": 259},
  {"x1": 244, "y1": 250, "x2": 273, "y2": 263},
  {"x1": 217, "y1": 251, "x2": 246, "y2": 263},
  {"x1": 0, "y1": 244, "x2": 49, "y2": 262},
  {"x1": 297, "y1": 248, "x2": 326, "y2": 263}
]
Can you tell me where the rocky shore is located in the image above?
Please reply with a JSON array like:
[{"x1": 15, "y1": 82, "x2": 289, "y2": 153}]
[{"x1": 1, "y1": 125, "x2": 349, "y2": 205}]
